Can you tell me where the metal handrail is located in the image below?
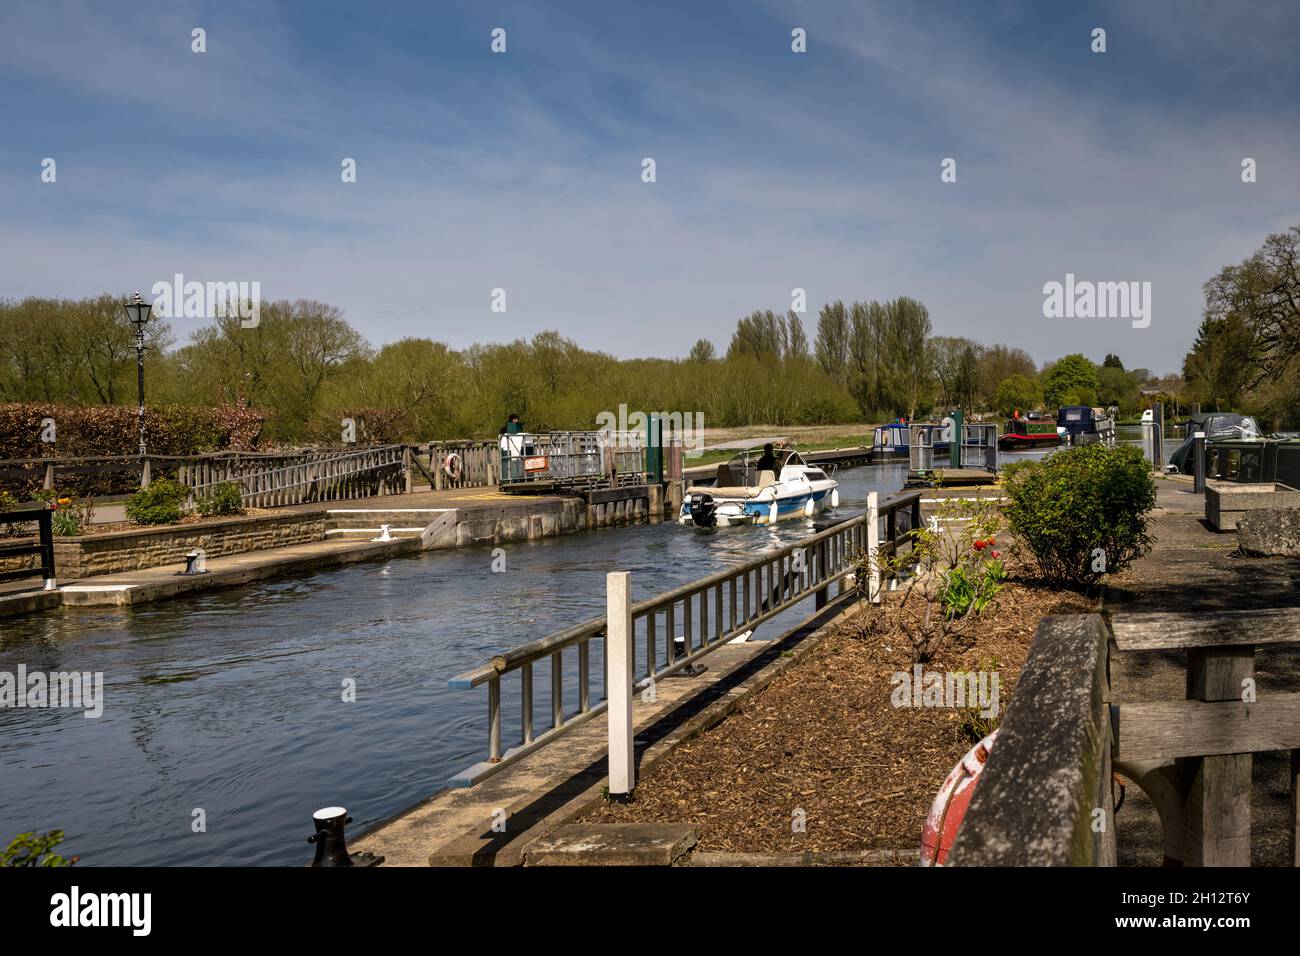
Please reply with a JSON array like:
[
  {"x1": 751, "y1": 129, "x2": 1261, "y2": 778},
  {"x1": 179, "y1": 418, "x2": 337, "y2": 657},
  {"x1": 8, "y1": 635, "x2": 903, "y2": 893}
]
[{"x1": 447, "y1": 489, "x2": 924, "y2": 787}]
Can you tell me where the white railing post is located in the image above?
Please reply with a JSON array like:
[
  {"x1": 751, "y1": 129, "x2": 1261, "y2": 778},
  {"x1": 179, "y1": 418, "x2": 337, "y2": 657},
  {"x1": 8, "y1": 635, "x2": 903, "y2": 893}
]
[
  {"x1": 867, "y1": 492, "x2": 881, "y2": 604},
  {"x1": 606, "y1": 570, "x2": 635, "y2": 796}
]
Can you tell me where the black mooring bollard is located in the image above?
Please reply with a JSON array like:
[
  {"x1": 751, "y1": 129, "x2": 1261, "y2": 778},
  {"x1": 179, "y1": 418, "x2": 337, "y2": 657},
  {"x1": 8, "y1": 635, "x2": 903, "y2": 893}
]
[{"x1": 308, "y1": 806, "x2": 384, "y2": 867}]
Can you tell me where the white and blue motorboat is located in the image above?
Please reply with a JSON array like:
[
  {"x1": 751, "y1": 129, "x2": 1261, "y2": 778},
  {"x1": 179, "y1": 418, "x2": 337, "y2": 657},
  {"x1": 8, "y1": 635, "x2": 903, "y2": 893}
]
[{"x1": 678, "y1": 446, "x2": 839, "y2": 527}]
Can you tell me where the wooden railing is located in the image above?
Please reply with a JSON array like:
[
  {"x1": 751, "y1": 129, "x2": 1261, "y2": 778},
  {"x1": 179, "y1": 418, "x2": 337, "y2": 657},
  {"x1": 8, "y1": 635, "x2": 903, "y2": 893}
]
[
  {"x1": 446, "y1": 490, "x2": 923, "y2": 787},
  {"x1": 0, "y1": 501, "x2": 55, "y2": 588},
  {"x1": 949, "y1": 609, "x2": 1300, "y2": 867}
]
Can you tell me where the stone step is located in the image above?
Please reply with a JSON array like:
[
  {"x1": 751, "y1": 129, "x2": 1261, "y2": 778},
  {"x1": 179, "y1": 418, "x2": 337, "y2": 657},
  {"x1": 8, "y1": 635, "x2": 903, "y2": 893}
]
[
  {"x1": 324, "y1": 527, "x2": 423, "y2": 540},
  {"x1": 523, "y1": 823, "x2": 698, "y2": 866}
]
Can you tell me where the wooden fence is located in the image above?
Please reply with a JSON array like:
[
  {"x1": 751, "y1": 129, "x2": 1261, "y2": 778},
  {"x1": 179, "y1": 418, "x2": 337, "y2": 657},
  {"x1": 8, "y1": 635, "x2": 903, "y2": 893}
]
[{"x1": 949, "y1": 609, "x2": 1300, "y2": 866}]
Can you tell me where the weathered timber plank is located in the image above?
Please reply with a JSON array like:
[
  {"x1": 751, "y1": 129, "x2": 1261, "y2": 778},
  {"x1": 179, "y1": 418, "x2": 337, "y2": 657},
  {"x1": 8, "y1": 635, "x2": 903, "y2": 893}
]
[
  {"x1": 1184, "y1": 647, "x2": 1254, "y2": 867},
  {"x1": 1110, "y1": 608, "x2": 1300, "y2": 651},
  {"x1": 1113, "y1": 693, "x2": 1300, "y2": 761}
]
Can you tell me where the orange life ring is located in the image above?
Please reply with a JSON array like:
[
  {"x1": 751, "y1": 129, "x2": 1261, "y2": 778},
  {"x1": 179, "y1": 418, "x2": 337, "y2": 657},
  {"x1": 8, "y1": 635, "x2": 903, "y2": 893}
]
[
  {"x1": 921, "y1": 730, "x2": 997, "y2": 866},
  {"x1": 442, "y1": 452, "x2": 463, "y2": 481}
]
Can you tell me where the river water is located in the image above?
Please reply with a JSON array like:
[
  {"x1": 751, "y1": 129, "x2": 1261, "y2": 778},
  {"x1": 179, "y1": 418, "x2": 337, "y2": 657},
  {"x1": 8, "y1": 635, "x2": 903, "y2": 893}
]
[
  {"x1": 1, "y1": 464, "x2": 924, "y2": 865},
  {"x1": 0, "y1": 431, "x2": 1183, "y2": 866}
]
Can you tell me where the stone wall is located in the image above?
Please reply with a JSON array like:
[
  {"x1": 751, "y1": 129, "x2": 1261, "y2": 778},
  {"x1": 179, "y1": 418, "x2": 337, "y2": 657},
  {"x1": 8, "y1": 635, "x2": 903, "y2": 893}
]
[
  {"x1": 0, "y1": 544, "x2": 40, "y2": 576},
  {"x1": 53, "y1": 512, "x2": 327, "y2": 578},
  {"x1": 1237, "y1": 508, "x2": 1300, "y2": 557}
]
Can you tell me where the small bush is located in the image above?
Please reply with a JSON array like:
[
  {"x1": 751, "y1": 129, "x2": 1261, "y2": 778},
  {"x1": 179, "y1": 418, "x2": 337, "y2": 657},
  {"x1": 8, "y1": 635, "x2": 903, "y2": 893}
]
[
  {"x1": 125, "y1": 479, "x2": 190, "y2": 526},
  {"x1": 1, "y1": 829, "x2": 77, "y2": 867},
  {"x1": 1001, "y1": 443, "x2": 1156, "y2": 588},
  {"x1": 196, "y1": 482, "x2": 245, "y2": 517}
]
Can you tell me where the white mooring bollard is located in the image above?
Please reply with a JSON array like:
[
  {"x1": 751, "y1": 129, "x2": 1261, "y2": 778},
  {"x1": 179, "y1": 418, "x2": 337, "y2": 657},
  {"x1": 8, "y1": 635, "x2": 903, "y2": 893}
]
[{"x1": 606, "y1": 570, "x2": 635, "y2": 796}]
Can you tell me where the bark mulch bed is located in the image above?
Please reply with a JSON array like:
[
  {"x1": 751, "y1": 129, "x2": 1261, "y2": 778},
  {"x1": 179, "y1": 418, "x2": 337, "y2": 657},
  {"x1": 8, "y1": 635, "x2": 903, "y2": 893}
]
[{"x1": 588, "y1": 578, "x2": 1096, "y2": 856}]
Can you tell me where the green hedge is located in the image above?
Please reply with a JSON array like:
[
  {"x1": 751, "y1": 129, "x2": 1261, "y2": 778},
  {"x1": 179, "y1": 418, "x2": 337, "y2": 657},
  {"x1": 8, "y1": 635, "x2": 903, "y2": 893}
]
[
  {"x1": 1001, "y1": 443, "x2": 1156, "y2": 588},
  {"x1": 0, "y1": 402, "x2": 263, "y2": 460}
]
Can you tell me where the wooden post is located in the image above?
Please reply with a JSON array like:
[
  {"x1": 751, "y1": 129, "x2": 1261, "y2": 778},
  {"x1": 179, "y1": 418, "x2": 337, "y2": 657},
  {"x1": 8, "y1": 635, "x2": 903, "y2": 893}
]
[
  {"x1": 1183, "y1": 646, "x2": 1253, "y2": 866},
  {"x1": 866, "y1": 492, "x2": 881, "y2": 604},
  {"x1": 402, "y1": 445, "x2": 413, "y2": 494},
  {"x1": 814, "y1": 538, "x2": 828, "y2": 609},
  {"x1": 606, "y1": 571, "x2": 635, "y2": 796},
  {"x1": 43, "y1": 461, "x2": 54, "y2": 491}
]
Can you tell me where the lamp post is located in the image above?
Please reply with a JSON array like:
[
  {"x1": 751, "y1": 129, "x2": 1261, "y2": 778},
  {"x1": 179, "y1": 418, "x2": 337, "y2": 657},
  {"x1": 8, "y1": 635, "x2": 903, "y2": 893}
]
[{"x1": 123, "y1": 291, "x2": 152, "y2": 457}]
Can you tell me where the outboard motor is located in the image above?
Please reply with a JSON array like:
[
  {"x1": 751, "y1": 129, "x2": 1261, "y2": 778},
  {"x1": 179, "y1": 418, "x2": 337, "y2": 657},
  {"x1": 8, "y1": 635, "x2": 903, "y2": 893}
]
[{"x1": 688, "y1": 492, "x2": 717, "y2": 527}]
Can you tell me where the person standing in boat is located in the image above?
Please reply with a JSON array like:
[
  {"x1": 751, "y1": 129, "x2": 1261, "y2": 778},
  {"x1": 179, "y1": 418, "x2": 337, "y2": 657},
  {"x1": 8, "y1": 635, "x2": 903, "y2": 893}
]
[{"x1": 756, "y1": 442, "x2": 779, "y2": 474}]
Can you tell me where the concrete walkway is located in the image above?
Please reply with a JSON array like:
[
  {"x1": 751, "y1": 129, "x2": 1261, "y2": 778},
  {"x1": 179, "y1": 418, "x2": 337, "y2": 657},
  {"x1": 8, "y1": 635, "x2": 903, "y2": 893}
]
[{"x1": 59, "y1": 535, "x2": 420, "y2": 606}]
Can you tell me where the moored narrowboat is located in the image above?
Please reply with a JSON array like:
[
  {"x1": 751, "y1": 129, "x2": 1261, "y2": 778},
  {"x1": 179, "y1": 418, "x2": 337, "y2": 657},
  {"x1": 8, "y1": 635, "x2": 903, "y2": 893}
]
[{"x1": 998, "y1": 416, "x2": 1062, "y2": 450}]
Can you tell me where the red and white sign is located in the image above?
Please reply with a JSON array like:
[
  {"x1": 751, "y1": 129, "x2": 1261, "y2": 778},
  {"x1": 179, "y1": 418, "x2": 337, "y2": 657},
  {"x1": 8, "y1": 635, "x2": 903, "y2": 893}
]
[{"x1": 523, "y1": 456, "x2": 549, "y2": 473}]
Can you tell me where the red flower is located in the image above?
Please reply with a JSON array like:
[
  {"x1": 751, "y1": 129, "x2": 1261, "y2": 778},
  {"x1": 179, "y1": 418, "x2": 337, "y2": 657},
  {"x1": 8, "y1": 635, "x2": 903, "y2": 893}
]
[{"x1": 991, "y1": 550, "x2": 1001, "y2": 559}]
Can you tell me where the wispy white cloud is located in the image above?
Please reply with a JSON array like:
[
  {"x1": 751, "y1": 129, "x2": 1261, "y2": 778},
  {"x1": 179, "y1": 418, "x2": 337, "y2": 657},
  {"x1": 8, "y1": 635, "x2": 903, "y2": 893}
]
[{"x1": 1, "y1": 0, "x2": 1297, "y2": 375}]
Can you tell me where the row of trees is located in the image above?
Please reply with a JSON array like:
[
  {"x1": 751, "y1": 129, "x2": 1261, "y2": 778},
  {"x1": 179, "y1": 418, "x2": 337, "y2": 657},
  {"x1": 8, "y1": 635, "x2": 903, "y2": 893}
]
[
  {"x1": 2, "y1": 292, "x2": 1181, "y2": 446},
  {"x1": 1181, "y1": 225, "x2": 1300, "y2": 429}
]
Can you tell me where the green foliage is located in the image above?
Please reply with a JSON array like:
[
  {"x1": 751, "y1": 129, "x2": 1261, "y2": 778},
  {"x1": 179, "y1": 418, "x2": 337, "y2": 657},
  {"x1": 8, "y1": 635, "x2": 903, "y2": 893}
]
[
  {"x1": 1182, "y1": 225, "x2": 1300, "y2": 429},
  {"x1": 687, "y1": 339, "x2": 716, "y2": 362},
  {"x1": 0, "y1": 401, "x2": 262, "y2": 462},
  {"x1": 125, "y1": 479, "x2": 190, "y2": 525},
  {"x1": 195, "y1": 481, "x2": 244, "y2": 518},
  {"x1": 955, "y1": 657, "x2": 1002, "y2": 743},
  {"x1": 1001, "y1": 443, "x2": 1156, "y2": 588},
  {"x1": 941, "y1": 554, "x2": 1008, "y2": 618},
  {"x1": 862, "y1": 484, "x2": 1004, "y2": 662},
  {"x1": 1096, "y1": 364, "x2": 1141, "y2": 414},
  {"x1": 1, "y1": 830, "x2": 77, "y2": 867},
  {"x1": 994, "y1": 374, "x2": 1042, "y2": 416},
  {"x1": 1041, "y1": 353, "x2": 1099, "y2": 409}
]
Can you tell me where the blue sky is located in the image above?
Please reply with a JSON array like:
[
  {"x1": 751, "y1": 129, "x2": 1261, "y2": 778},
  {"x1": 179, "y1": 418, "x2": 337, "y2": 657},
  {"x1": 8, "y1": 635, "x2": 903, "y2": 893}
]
[{"x1": 2, "y1": 0, "x2": 1298, "y2": 373}]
